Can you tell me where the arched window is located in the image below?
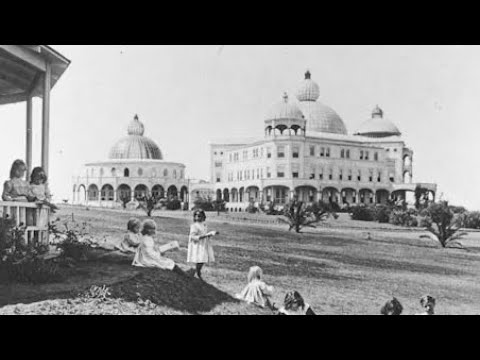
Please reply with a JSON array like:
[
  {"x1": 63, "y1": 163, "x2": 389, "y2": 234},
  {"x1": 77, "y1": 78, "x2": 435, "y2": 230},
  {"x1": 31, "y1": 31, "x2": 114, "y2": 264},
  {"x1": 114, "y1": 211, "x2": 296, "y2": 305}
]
[
  {"x1": 111, "y1": 168, "x2": 117, "y2": 177},
  {"x1": 124, "y1": 168, "x2": 130, "y2": 177},
  {"x1": 138, "y1": 168, "x2": 143, "y2": 176},
  {"x1": 164, "y1": 169, "x2": 168, "y2": 178}
]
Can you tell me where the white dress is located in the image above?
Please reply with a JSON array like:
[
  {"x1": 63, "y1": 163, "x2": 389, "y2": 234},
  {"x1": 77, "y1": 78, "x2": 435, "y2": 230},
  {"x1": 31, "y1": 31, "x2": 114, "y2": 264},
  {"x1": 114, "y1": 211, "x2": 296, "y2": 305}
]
[
  {"x1": 187, "y1": 222, "x2": 215, "y2": 264},
  {"x1": 236, "y1": 279, "x2": 274, "y2": 308},
  {"x1": 132, "y1": 235, "x2": 175, "y2": 271},
  {"x1": 116, "y1": 232, "x2": 141, "y2": 254}
]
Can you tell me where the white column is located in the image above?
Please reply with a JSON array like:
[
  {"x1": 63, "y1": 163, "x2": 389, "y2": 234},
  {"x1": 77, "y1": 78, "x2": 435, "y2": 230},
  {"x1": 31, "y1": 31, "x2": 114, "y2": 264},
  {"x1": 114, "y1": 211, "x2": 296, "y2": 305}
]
[
  {"x1": 42, "y1": 62, "x2": 52, "y2": 175},
  {"x1": 26, "y1": 96, "x2": 33, "y2": 179}
]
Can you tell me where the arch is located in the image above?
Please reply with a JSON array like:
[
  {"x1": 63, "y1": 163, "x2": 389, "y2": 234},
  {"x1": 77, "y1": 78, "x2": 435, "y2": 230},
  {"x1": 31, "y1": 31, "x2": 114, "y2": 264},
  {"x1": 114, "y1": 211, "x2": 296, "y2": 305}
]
[
  {"x1": 101, "y1": 184, "x2": 115, "y2": 201},
  {"x1": 223, "y1": 188, "x2": 230, "y2": 202},
  {"x1": 124, "y1": 168, "x2": 130, "y2": 177},
  {"x1": 87, "y1": 184, "x2": 99, "y2": 202},
  {"x1": 134, "y1": 184, "x2": 149, "y2": 200},
  {"x1": 291, "y1": 124, "x2": 302, "y2": 135},
  {"x1": 77, "y1": 184, "x2": 87, "y2": 205},
  {"x1": 275, "y1": 124, "x2": 288, "y2": 135},
  {"x1": 117, "y1": 184, "x2": 132, "y2": 202},
  {"x1": 246, "y1": 186, "x2": 260, "y2": 202},
  {"x1": 263, "y1": 186, "x2": 290, "y2": 205},
  {"x1": 239, "y1": 187, "x2": 245, "y2": 203},
  {"x1": 180, "y1": 186, "x2": 189, "y2": 202},
  {"x1": 341, "y1": 188, "x2": 357, "y2": 205},
  {"x1": 151, "y1": 185, "x2": 165, "y2": 199},
  {"x1": 295, "y1": 185, "x2": 317, "y2": 203},
  {"x1": 375, "y1": 189, "x2": 390, "y2": 205},
  {"x1": 167, "y1": 185, "x2": 178, "y2": 199},
  {"x1": 231, "y1": 188, "x2": 239, "y2": 203},
  {"x1": 403, "y1": 171, "x2": 412, "y2": 184},
  {"x1": 359, "y1": 188, "x2": 374, "y2": 204},
  {"x1": 216, "y1": 189, "x2": 223, "y2": 201},
  {"x1": 111, "y1": 168, "x2": 117, "y2": 177},
  {"x1": 265, "y1": 125, "x2": 273, "y2": 136},
  {"x1": 322, "y1": 187, "x2": 339, "y2": 204}
]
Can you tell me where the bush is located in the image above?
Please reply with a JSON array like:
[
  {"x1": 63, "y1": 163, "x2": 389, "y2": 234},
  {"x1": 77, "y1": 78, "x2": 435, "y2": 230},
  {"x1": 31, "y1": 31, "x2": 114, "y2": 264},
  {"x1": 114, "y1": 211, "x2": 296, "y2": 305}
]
[
  {"x1": 50, "y1": 218, "x2": 95, "y2": 262},
  {"x1": 464, "y1": 211, "x2": 480, "y2": 229},
  {"x1": 418, "y1": 216, "x2": 433, "y2": 228},
  {"x1": 375, "y1": 205, "x2": 392, "y2": 223},
  {"x1": 449, "y1": 206, "x2": 468, "y2": 215},
  {"x1": 389, "y1": 209, "x2": 418, "y2": 227},
  {"x1": 351, "y1": 206, "x2": 376, "y2": 222},
  {"x1": 192, "y1": 197, "x2": 215, "y2": 212},
  {"x1": 245, "y1": 200, "x2": 259, "y2": 214},
  {"x1": 166, "y1": 199, "x2": 182, "y2": 211},
  {"x1": 0, "y1": 258, "x2": 63, "y2": 284}
]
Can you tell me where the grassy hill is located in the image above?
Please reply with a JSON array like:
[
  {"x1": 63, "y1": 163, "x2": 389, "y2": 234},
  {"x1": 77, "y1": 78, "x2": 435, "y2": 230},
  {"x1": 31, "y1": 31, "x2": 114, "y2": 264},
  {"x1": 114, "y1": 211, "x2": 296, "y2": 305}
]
[{"x1": 1, "y1": 206, "x2": 480, "y2": 315}]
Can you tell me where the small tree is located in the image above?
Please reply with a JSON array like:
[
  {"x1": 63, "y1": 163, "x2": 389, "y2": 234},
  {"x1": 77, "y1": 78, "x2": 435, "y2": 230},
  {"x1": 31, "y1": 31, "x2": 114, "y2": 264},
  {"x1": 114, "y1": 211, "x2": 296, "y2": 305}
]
[
  {"x1": 137, "y1": 195, "x2": 160, "y2": 217},
  {"x1": 119, "y1": 193, "x2": 130, "y2": 210},
  {"x1": 279, "y1": 200, "x2": 338, "y2": 234},
  {"x1": 420, "y1": 201, "x2": 468, "y2": 249}
]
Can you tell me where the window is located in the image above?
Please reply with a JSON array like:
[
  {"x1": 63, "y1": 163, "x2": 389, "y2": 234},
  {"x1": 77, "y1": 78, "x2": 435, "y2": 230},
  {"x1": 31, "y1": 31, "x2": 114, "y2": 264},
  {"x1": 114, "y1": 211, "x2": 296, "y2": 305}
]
[
  {"x1": 173, "y1": 170, "x2": 177, "y2": 179},
  {"x1": 277, "y1": 166, "x2": 285, "y2": 178},
  {"x1": 326, "y1": 148, "x2": 331, "y2": 158},
  {"x1": 180, "y1": 170, "x2": 184, "y2": 179},
  {"x1": 292, "y1": 164, "x2": 300, "y2": 179},
  {"x1": 216, "y1": 175, "x2": 221, "y2": 183},
  {"x1": 277, "y1": 146, "x2": 285, "y2": 158},
  {"x1": 365, "y1": 151, "x2": 370, "y2": 161},
  {"x1": 358, "y1": 171, "x2": 362, "y2": 182},
  {"x1": 100, "y1": 168, "x2": 104, "y2": 177},
  {"x1": 369, "y1": 172, "x2": 373, "y2": 182},
  {"x1": 261, "y1": 169, "x2": 264, "y2": 178},
  {"x1": 374, "y1": 152, "x2": 379, "y2": 161},
  {"x1": 214, "y1": 152, "x2": 217, "y2": 156},
  {"x1": 348, "y1": 170, "x2": 353, "y2": 181},
  {"x1": 341, "y1": 149, "x2": 345, "y2": 159},
  {"x1": 215, "y1": 161, "x2": 223, "y2": 167},
  {"x1": 319, "y1": 168, "x2": 324, "y2": 180},
  {"x1": 138, "y1": 168, "x2": 143, "y2": 176},
  {"x1": 310, "y1": 167, "x2": 316, "y2": 180},
  {"x1": 310, "y1": 146, "x2": 315, "y2": 156},
  {"x1": 267, "y1": 148, "x2": 272, "y2": 159},
  {"x1": 292, "y1": 146, "x2": 300, "y2": 158},
  {"x1": 329, "y1": 169, "x2": 333, "y2": 181},
  {"x1": 339, "y1": 170, "x2": 343, "y2": 181},
  {"x1": 320, "y1": 147, "x2": 325, "y2": 157},
  {"x1": 111, "y1": 168, "x2": 117, "y2": 177},
  {"x1": 360, "y1": 151, "x2": 364, "y2": 160},
  {"x1": 229, "y1": 154, "x2": 233, "y2": 162},
  {"x1": 164, "y1": 169, "x2": 168, "y2": 177},
  {"x1": 267, "y1": 167, "x2": 271, "y2": 178},
  {"x1": 124, "y1": 168, "x2": 130, "y2": 177},
  {"x1": 346, "y1": 150, "x2": 350, "y2": 159}
]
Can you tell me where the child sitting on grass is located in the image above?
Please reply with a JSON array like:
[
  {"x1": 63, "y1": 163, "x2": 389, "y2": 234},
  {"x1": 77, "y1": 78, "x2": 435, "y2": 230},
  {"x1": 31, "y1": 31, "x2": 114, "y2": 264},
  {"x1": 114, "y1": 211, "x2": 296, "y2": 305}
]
[
  {"x1": 132, "y1": 219, "x2": 186, "y2": 276},
  {"x1": 416, "y1": 295, "x2": 436, "y2": 315},
  {"x1": 380, "y1": 298, "x2": 403, "y2": 315},
  {"x1": 28, "y1": 167, "x2": 59, "y2": 213},
  {"x1": 277, "y1": 291, "x2": 316, "y2": 315},
  {"x1": 236, "y1": 266, "x2": 275, "y2": 310},
  {"x1": 116, "y1": 218, "x2": 142, "y2": 254}
]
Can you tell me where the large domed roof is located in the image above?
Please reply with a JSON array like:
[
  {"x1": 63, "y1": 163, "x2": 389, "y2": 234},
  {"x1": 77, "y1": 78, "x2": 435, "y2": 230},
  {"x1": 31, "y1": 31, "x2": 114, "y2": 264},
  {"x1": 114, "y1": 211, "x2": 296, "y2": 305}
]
[
  {"x1": 109, "y1": 115, "x2": 163, "y2": 160},
  {"x1": 355, "y1": 106, "x2": 401, "y2": 138},
  {"x1": 265, "y1": 93, "x2": 305, "y2": 121},
  {"x1": 295, "y1": 71, "x2": 348, "y2": 135}
]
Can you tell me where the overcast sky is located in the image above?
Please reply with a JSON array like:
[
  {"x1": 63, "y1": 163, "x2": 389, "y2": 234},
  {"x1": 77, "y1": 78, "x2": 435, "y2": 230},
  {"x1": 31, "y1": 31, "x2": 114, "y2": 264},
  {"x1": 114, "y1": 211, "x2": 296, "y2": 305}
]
[{"x1": 1, "y1": 45, "x2": 479, "y2": 209}]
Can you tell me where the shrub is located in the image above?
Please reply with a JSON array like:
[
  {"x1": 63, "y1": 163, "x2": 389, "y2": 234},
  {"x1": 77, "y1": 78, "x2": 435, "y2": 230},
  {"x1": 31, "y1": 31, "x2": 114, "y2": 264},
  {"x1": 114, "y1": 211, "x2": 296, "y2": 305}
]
[
  {"x1": 375, "y1": 205, "x2": 392, "y2": 224},
  {"x1": 389, "y1": 209, "x2": 418, "y2": 227},
  {"x1": 449, "y1": 206, "x2": 468, "y2": 215},
  {"x1": 351, "y1": 206, "x2": 376, "y2": 222},
  {"x1": 418, "y1": 216, "x2": 433, "y2": 228},
  {"x1": 0, "y1": 258, "x2": 63, "y2": 284},
  {"x1": 166, "y1": 199, "x2": 182, "y2": 211},
  {"x1": 420, "y1": 201, "x2": 468, "y2": 248},
  {"x1": 192, "y1": 197, "x2": 215, "y2": 212},
  {"x1": 50, "y1": 218, "x2": 95, "y2": 262},
  {"x1": 279, "y1": 200, "x2": 337, "y2": 233},
  {"x1": 245, "y1": 200, "x2": 259, "y2": 214},
  {"x1": 464, "y1": 211, "x2": 480, "y2": 230}
]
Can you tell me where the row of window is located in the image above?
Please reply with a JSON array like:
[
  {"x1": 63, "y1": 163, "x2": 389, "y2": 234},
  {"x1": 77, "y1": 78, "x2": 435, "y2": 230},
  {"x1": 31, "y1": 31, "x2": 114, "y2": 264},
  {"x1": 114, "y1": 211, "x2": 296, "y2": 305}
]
[
  {"x1": 229, "y1": 146, "x2": 382, "y2": 162},
  {"x1": 87, "y1": 167, "x2": 184, "y2": 179},
  {"x1": 225, "y1": 167, "x2": 395, "y2": 183}
]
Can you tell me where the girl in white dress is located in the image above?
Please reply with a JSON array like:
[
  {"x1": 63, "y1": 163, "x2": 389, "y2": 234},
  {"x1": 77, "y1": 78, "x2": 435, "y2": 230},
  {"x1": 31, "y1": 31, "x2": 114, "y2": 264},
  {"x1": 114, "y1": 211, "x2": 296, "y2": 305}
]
[
  {"x1": 236, "y1": 266, "x2": 275, "y2": 310},
  {"x1": 187, "y1": 210, "x2": 218, "y2": 280},
  {"x1": 133, "y1": 219, "x2": 177, "y2": 271},
  {"x1": 116, "y1": 218, "x2": 142, "y2": 254}
]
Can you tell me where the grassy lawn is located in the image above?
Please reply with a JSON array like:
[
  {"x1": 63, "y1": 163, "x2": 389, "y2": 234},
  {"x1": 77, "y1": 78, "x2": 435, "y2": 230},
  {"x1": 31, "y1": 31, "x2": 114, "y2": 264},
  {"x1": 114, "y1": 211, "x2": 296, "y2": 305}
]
[{"x1": 1, "y1": 206, "x2": 480, "y2": 315}]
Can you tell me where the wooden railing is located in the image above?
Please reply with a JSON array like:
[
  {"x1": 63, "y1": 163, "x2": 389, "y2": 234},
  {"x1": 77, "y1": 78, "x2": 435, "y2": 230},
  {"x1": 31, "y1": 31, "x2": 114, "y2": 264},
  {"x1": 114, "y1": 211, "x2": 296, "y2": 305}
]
[{"x1": 0, "y1": 201, "x2": 50, "y2": 246}]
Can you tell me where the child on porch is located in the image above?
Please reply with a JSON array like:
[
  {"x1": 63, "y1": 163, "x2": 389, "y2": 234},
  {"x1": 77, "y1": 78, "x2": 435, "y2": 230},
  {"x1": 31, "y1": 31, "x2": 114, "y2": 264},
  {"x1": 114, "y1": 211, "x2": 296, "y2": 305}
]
[
  {"x1": 28, "y1": 167, "x2": 59, "y2": 213},
  {"x1": 116, "y1": 218, "x2": 142, "y2": 254},
  {"x1": 133, "y1": 219, "x2": 186, "y2": 276},
  {"x1": 236, "y1": 266, "x2": 275, "y2": 310},
  {"x1": 2, "y1": 160, "x2": 31, "y2": 202}
]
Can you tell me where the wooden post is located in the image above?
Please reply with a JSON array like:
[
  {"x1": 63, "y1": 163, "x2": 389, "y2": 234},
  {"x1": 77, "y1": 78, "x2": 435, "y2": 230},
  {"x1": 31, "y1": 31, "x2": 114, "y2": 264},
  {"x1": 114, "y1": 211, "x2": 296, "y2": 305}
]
[
  {"x1": 42, "y1": 62, "x2": 51, "y2": 176},
  {"x1": 26, "y1": 95, "x2": 33, "y2": 179}
]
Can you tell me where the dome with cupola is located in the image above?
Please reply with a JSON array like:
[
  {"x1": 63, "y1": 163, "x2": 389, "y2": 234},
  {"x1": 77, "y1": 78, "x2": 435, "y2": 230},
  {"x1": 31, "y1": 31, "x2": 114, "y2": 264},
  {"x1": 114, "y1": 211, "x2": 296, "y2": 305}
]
[
  {"x1": 265, "y1": 93, "x2": 305, "y2": 121},
  {"x1": 355, "y1": 106, "x2": 401, "y2": 138},
  {"x1": 296, "y1": 71, "x2": 348, "y2": 135},
  {"x1": 109, "y1": 115, "x2": 163, "y2": 160}
]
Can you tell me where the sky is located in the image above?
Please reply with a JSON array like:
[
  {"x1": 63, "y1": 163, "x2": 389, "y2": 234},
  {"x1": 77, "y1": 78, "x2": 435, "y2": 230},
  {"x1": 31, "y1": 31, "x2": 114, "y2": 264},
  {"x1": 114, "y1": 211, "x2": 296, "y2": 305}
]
[{"x1": 1, "y1": 45, "x2": 479, "y2": 209}]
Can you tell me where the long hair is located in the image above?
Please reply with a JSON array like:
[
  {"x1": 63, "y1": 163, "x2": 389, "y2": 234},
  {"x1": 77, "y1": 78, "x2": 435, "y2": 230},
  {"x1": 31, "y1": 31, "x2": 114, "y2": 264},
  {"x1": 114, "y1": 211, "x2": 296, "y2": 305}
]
[
  {"x1": 284, "y1": 291, "x2": 305, "y2": 310},
  {"x1": 247, "y1": 266, "x2": 263, "y2": 283},
  {"x1": 10, "y1": 160, "x2": 26, "y2": 179},
  {"x1": 30, "y1": 167, "x2": 47, "y2": 184},
  {"x1": 193, "y1": 209, "x2": 206, "y2": 222},
  {"x1": 380, "y1": 298, "x2": 403, "y2": 315}
]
